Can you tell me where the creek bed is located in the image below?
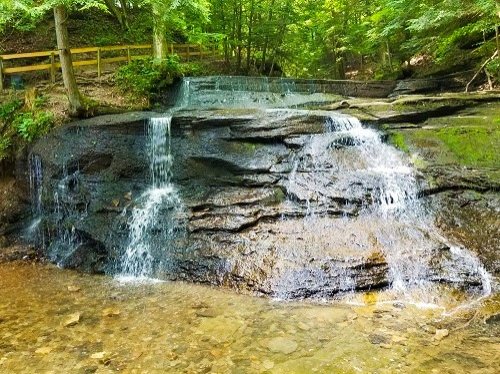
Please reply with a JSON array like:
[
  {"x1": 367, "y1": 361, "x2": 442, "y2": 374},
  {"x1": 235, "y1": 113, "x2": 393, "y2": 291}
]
[{"x1": 0, "y1": 261, "x2": 498, "y2": 373}]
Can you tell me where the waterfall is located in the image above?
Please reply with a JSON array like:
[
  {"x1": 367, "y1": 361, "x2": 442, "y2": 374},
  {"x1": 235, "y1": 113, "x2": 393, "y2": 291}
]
[
  {"x1": 25, "y1": 154, "x2": 44, "y2": 241},
  {"x1": 117, "y1": 116, "x2": 183, "y2": 280},
  {"x1": 29, "y1": 154, "x2": 43, "y2": 216},
  {"x1": 178, "y1": 76, "x2": 342, "y2": 109},
  {"x1": 48, "y1": 164, "x2": 88, "y2": 266},
  {"x1": 285, "y1": 112, "x2": 492, "y2": 297}
]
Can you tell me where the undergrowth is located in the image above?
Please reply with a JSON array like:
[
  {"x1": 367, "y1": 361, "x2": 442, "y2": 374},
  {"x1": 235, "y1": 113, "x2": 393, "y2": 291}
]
[
  {"x1": 0, "y1": 94, "x2": 54, "y2": 161},
  {"x1": 114, "y1": 56, "x2": 185, "y2": 105}
]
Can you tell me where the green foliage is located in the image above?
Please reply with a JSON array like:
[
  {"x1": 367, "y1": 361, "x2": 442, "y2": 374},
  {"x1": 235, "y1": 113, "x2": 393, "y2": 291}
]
[
  {"x1": 1, "y1": 0, "x2": 498, "y2": 81},
  {"x1": 0, "y1": 136, "x2": 12, "y2": 161},
  {"x1": 387, "y1": 132, "x2": 409, "y2": 153},
  {"x1": 115, "y1": 56, "x2": 185, "y2": 101},
  {"x1": 435, "y1": 126, "x2": 499, "y2": 168},
  {"x1": 0, "y1": 97, "x2": 54, "y2": 160},
  {"x1": 0, "y1": 99, "x2": 23, "y2": 122},
  {"x1": 486, "y1": 58, "x2": 500, "y2": 77},
  {"x1": 13, "y1": 111, "x2": 54, "y2": 142}
]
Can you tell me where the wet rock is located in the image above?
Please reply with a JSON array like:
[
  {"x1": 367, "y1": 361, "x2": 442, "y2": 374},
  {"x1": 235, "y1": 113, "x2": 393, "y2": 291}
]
[
  {"x1": 434, "y1": 329, "x2": 449, "y2": 341},
  {"x1": 267, "y1": 337, "x2": 298, "y2": 354},
  {"x1": 0, "y1": 178, "x2": 30, "y2": 234},
  {"x1": 297, "y1": 322, "x2": 310, "y2": 331},
  {"x1": 48, "y1": 226, "x2": 109, "y2": 274},
  {"x1": 195, "y1": 309, "x2": 218, "y2": 318},
  {"x1": 198, "y1": 316, "x2": 243, "y2": 343},
  {"x1": 393, "y1": 302, "x2": 405, "y2": 309},
  {"x1": 432, "y1": 191, "x2": 500, "y2": 276},
  {"x1": 485, "y1": 313, "x2": 500, "y2": 325},
  {"x1": 368, "y1": 333, "x2": 391, "y2": 345},
  {"x1": 80, "y1": 366, "x2": 98, "y2": 374},
  {"x1": 391, "y1": 335, "x2": 407, "y2": 345},
  {"x1": 102, "y1": 308, "x2": 120, "y2": 317},
  {"x1": 35, "y1": 346, "x2": 53, "y2": 354},
  {"x1": 22, "y1": 105, "x2": 496, "y2": 300},
  {"x1": 262, "y1": 360, "x2": 275, "y2": 370},
  {"x1": 63, "y1": 312, "x2": 81, "y2": 327},
  {"x1": 0, "y1": 245, "x2": 38, "y2": 263},
  {"x1": 90, "y1": 352, "x2": 106, "y2": 360}
]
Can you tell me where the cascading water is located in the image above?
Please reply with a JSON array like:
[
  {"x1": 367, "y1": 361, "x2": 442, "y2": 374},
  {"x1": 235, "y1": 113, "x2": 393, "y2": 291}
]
[
  {"x1": 48, "y1": 164, "x2": 88, "y2": 266},
  {"x1": 25, "y1": 154, "x2": 44, "y2": 241},
  {"x1": 179, "y1": 76, "x2": 344, "y2": 109},
  {"x1": 29, "y1": 154, "x2": 43, "y2": 216},
  {"x1": 117, "y1": 116, "x2": 183, "y2": 280},
  {"x1": 285, "y1": 112, "x2": 492, "y2": 299}
]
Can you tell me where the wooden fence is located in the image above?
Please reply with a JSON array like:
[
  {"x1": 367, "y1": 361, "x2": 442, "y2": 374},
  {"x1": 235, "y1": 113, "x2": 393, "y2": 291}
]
[{"x1": 0, "y1": 43, "x2": 219, "y2": 90}]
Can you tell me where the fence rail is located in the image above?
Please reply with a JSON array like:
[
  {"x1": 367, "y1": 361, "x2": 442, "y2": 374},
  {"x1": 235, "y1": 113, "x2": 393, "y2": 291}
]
[{"x1": 0, "y1": 43, "x2": 219, "y2": 90}]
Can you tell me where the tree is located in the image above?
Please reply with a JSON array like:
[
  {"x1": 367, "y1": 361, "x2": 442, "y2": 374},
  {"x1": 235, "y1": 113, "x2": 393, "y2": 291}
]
[
  {"x1": 144, "y1": 0, "x2": 210, "y2": 59},
  {"x1": 0, "y1": 1, "x2": 105, "y2": 115},
  {"x1": 53, "y1": 4, "x2": 84, "y2": 116}
]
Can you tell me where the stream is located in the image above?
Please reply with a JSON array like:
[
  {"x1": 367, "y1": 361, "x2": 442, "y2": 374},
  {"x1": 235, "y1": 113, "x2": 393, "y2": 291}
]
[{"x1": 0, "y1": 261, "x2": 499, "y2": 373}]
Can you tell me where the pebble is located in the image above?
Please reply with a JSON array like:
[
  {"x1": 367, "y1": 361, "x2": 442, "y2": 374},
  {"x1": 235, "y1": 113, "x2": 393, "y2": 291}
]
[
  {"x1": 392, "y1": 335, "x2": 407, "y2": 344},
  {"x1": 102, "y1": 308, "x2": 120, "y2": 317},
  {"x1": 393, "y1": 302, "x2": 405, "y2": 309},
  {"x1": 262, "y1": 360, "x2": 274, "y2": 370},
  {"x1": 434, "y1": 329, "x2": 449, "y2": 341},
  {"x1": 368, "y1": 333, "x2": 391, "y2": 345},
  {"x1": 90, "y1": 352, "x2": 106, "y2": 360},
  {"x1": 35, "y1": 346, "x2": 52, "y2": 354},
  {"x1": 297, "y1": 322, "x2": 310, "y2": 331},
  {"x1": 196, "y1": 309, "x2": 218, "y2": 318},
  {"x1": 67, "y1": 285, "x2": 81, "y2": 292},
  {"x1": 63, "y1": 312, "x2": 81, "y2": 327},
  {"x1": 267, "y1": 337, "x2": 298, "y2": 354}
]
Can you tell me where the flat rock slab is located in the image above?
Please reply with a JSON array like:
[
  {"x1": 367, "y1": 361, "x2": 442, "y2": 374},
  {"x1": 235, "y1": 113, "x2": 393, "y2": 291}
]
[{"x1": 266, "y1": 337, "x2": 298, "y2": 354}]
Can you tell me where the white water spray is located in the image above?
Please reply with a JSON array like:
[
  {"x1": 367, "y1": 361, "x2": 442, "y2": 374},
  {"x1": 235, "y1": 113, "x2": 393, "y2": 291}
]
[
  {"x1": 118, "y1": 116, "x2": 183, "y2": 280},
  {"x1": 286, "y1": 112, "x2": 492, "y2": 298}
]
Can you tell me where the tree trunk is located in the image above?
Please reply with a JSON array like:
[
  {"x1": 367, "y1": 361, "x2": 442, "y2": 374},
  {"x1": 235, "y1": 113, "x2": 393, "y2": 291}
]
[
  {"x1": 119, "y1": 0, "x2": 130, "y2": 29},
  {"x1": 236, "y1": 0, "x2": 243, "y2": 71},
  {"x1": 53, "y1": 5, "x2": 84, "y2": 117},
  {"x1": 496, "y1": 25, "x2": 500, "y2": 82},
  {"x1": 152, "y1": 4, "x2": 167, "y2": 59},
  {"x1": 260, "y1": 0, "x2": 275, "y2": 73},
  {"x1": 246, "y1": 0, "x2": 255, "y2": 71},
  {"x1": 496, "y1": 25, "x2": 499, "y2": 60},
  {"x1": 104, "y1": 0, "x2": 128, "y2": 30},
  {"x1": 386, "y1": 40, "x2": 393, "y2": 72}
]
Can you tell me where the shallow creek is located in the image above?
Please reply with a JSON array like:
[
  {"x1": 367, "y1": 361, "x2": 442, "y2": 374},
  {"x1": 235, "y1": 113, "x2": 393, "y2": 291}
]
[{"x1": 0, "y1": 262, "x2": 498, "y2": 373}]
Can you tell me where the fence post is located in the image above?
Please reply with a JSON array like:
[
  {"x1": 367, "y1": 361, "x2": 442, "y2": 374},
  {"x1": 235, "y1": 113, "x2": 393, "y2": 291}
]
[
  {"x1": 199, "y1": 44, "x2": 203, "y2": 61},
  {"x1": 127, "y1": 46, "x2": 131, "y2": 63},
  {"x1": 50, "y1": 52, "x2": 56, "y2": 83},
  {"x1": 187, "y1": 44, "x2": 190, "y2": 62},
  {"x1": 170, "y1": 43, "x2": 174, "y2": 55},
  {"x1": 0, "y1": 58, "x2": 4, "y2": 91},
  {"x1": 97, "y1": 48, "x2": 102, "y2": 78}
]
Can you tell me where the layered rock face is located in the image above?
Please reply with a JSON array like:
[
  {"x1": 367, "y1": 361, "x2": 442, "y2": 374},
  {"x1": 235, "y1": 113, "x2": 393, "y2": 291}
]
[{"x1": 27, "y1": 102, "x2": 491, "y2": 298}]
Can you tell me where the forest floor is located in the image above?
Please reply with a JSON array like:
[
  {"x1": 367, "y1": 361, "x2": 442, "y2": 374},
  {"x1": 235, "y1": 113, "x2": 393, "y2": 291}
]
[{"x1": 0, "y1": 69, "x2": 145, "y2": 126}]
